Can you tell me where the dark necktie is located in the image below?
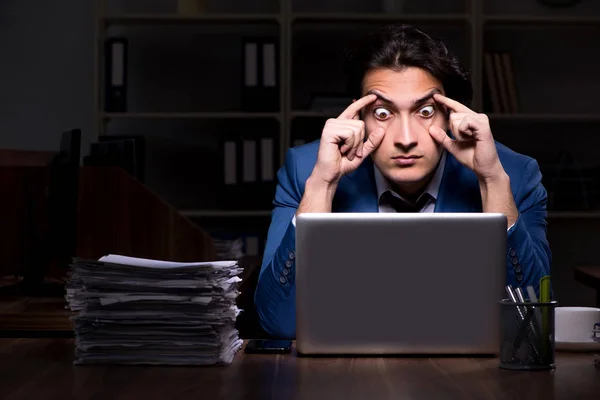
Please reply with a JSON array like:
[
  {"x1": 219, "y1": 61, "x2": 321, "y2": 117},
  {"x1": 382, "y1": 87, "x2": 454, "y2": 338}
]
[{"x1": 379, "y1": 190, "x2": 433, "y2": 213}]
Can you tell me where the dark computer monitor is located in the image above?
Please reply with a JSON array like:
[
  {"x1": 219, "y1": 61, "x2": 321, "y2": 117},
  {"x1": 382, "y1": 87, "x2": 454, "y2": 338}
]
[{"x1": 85, "y1": 135, "x2": 145, "y2": 182}]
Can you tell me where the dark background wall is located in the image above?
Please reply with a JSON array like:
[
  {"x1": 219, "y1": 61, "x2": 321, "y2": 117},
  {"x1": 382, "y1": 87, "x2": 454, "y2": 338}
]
[{"x1": 1, "y1": 0, "x2": 599, "y2": 306}]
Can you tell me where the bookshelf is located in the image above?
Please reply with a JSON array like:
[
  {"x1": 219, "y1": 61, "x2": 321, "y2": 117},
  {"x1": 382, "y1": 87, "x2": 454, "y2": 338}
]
[
  {"x1": 290, "y1": 13, "x2": 468, "y2": 22},
  {"x1": 94, "y1": 0, "x2": 600, "y2": 219},
  {"x1": 548, "y1": 212, "x2": 600, "y2": 219},
  {"x1": 291, "y1": 112, "x2": 600, "y2": 123},
  {"x1": 484, "y1": 15, "x2": 600, "y2": 25},
  {"x1": 103, "y1": 112, "x2": 280, "y2": 119},
  {"x1": 103, "y1": 13, "x2": 281, "y2": 24}
]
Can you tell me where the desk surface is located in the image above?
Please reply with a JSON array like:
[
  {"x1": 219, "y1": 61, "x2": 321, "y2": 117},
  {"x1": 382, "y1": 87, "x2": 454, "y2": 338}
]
[{"x1": 1, "y1": 339, "x2": 599, "y2": 399}]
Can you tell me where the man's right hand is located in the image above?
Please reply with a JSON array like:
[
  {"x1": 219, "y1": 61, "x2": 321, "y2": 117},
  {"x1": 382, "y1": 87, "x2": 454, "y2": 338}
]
[{"x1": 311, "y1": 93, "x2": 386, "y2": 185}]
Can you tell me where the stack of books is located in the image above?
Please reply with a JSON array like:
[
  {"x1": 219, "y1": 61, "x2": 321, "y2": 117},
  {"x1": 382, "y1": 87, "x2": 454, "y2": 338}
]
[{"x1": 65, "y1": 254, "x2": 244, "y2": 365}]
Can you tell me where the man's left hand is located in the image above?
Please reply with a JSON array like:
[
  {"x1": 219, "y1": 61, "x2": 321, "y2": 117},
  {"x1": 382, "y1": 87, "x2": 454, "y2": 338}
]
[{"x1": 428, "y1": 93, "x2": 505, "y2": 182}]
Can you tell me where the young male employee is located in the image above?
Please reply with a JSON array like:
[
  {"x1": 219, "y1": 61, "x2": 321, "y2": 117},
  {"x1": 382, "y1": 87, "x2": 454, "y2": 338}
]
[{"x1": 254, "y1": 24, "x2": 551, "y2": 339}]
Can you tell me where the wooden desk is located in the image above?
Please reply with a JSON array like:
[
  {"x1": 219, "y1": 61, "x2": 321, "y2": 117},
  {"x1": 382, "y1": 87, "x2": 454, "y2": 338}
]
[
  {"x1": 0, "y1": 293, "x2": 74, "y2": 337},
  {"x1": 574, "y1": 266, "x2": 600, "y2": 307},
  {"x1": 1, "y1": 339, "x2": 598, "y2": 399}
]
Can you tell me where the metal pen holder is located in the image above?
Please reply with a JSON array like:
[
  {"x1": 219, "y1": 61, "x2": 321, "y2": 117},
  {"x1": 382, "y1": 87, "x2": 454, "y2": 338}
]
[
  {"x1": 593, "y1": 323, "x2": 600, "y2": 369},
  {"x1": 499, "y1": 299, "x2": 558, "y2": 370}
]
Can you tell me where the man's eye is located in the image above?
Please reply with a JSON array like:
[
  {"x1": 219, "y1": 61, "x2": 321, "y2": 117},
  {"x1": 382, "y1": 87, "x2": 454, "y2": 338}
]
[
  {"x1": 418, "y1": 105, "x2": 435, "y2": 118},
  {"x1": 374, "y1": 107, "x2": 391, "y2": 119}
]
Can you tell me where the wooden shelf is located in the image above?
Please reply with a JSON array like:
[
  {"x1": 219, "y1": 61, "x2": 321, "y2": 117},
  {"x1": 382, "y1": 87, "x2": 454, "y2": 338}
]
[
  {"x1": 103, "y1": 13, "x2": 280, "y2": 25},
  {"x1": 103, "y1": 112, "x2": 280, "y2": 120},
  {"x1": 180, "y1": 210, "x2": 272, "y2": 218},
  {"x1": 292, "y1": 110, "x2": 332, "y2": 118},
  {"x1": 548, "y1": 211, "x2": 600, "y2": 219},
  {"x1": 291, "y1": 112, "x2": 600, "y2": 122},
  {"x1": 292, "y1": 13, "x2": 469, "y2": 23},
  {"x1": 489, "y1": 113, "x2": 600, "y2": 122},
  {"x1": 484, "y1": 15, "x2": 600, "y2": 26},
  {"x1": 100, "y1": 12, "x2": 600, "y2": 27}
]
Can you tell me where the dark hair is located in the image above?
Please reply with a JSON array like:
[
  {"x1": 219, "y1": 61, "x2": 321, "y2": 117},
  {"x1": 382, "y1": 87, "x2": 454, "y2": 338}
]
[{"x1": 345, "y1": 24, "x2": 473, "y2": 106}]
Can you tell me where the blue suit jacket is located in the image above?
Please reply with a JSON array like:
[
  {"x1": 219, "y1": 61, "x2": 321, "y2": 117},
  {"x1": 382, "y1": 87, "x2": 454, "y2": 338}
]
[{"x1": 254, "y1": 140, "x2": 552, "y2": 339}]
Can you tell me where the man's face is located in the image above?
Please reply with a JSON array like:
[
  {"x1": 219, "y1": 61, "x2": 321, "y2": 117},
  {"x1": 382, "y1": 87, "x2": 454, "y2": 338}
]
[{"x1": 361, "y1": 67, "x2": 448, "y2": 196}]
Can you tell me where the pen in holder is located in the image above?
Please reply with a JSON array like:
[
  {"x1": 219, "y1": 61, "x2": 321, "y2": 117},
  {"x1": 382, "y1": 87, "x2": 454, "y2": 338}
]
[
  {"x1": 499, "y1": 298, "x2": 558, "y2": 370},
  {"x1": 593, "y1": 322, "x2": 600, "y2": 369}
]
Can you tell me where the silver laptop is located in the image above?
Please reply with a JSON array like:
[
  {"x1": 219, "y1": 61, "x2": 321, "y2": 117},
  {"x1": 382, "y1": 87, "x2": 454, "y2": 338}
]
[{"x1": 295, "y1": 212, "x2": 507, "y2": 355}]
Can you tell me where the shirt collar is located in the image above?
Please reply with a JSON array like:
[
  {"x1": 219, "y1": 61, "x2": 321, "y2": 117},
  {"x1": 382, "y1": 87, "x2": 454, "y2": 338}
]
[{"x1": 374, "y1": 150, "x2": 446, "y2": 203}]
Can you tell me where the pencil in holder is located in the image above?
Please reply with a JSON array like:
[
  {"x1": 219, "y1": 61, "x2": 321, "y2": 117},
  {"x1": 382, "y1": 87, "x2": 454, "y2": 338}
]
[{"x1": 498, "y1": 299, "x2": 558, "y2": 370}]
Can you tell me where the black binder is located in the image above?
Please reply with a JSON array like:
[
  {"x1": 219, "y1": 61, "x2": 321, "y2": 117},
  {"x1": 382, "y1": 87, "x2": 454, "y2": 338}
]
[
  {"x1": 217, "y1": 131, "x2": 279, "y2": 211},
  {"x1": 241, "y1": 36, "x2": 279, "y2": 112},
  {"x1": 104, "y1": 37, "x2": 128, "y2": 112}
]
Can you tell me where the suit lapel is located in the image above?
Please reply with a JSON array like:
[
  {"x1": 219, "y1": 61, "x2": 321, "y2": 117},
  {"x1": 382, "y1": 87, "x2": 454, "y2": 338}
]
[
  {"x1": 333, "y1": 152, "x2": 481, "y2": 213},
  {"x1": 435, "y1": 153, "x2": 481, "y2": 213},
  {"x1": 334, "y1": 158, "x2": 379, "y2": 212}
]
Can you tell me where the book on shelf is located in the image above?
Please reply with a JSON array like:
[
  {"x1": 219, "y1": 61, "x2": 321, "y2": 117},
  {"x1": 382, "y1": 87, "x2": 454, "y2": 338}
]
[
  {"x1": 219, "y1": 130, "x2": 279, "y2": 211},
  {"x1": 241, "y1": 36, "x2": 279, "y2": 112},
  {"x1": 308, "y1": 92, "x2": 354, "y2": 115},
  {"x1": 540, "y1": 152, "x2": 600, "y2": 211},
  {"x1": 104, "y1": 37, "x2": 128, "y2": 113},
  {"x1": 292, "y1": 139, "x2": 307, "y2": 147},
  {"x1": 483, "y1": 51, "x2": 520, "y2": 114},
  {"x1": 213, "y1": 236, "x2": 245, "y2": 260},
  {"x1": 210, "y1": 231, "x2": 266, "y2": 259}
]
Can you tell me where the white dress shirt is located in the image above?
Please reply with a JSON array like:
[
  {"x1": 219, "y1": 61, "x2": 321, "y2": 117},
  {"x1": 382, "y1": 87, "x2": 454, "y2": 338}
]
[
  {"x1": 374, "y1": 150, "x2": 514, "y2": 230},
  {"x1": 375, "y1": 151, "x2": 446, "y2": 213}
]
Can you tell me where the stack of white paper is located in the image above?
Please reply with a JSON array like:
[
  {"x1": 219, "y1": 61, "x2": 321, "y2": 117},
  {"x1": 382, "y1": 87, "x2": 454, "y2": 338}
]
[{"x1": 65, "y1": 254, "x2": 244, "y2": 365}]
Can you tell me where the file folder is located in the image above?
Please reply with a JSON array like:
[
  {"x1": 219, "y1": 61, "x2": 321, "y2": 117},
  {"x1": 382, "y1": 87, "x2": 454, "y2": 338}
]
[
  {"x1": 104, "y1": 37, "x2": 128, "y2": 112},
  {"x1": 241, "y1": 37, "x2": 279, "y2": 112}
]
